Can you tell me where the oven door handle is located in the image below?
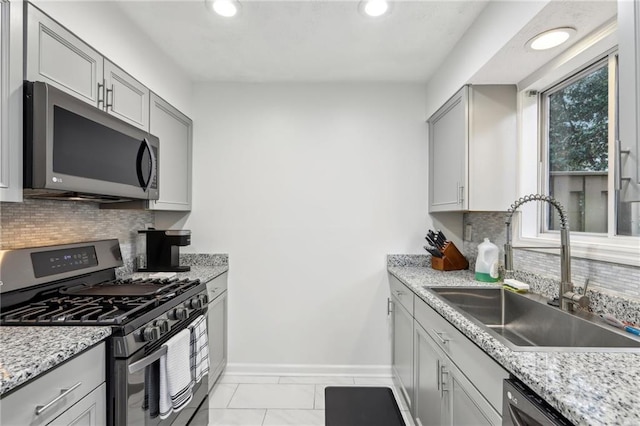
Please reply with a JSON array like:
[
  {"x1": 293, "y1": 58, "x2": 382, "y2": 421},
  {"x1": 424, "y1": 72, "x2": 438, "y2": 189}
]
[{"x1": 128, "y1": 346, "x2": 167, "y2": 374}]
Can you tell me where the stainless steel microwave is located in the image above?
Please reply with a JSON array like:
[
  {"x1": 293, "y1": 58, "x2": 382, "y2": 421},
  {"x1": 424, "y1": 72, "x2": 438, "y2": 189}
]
[{"x1": 24, "y1": 81, "x2": 159, "y2": 202}]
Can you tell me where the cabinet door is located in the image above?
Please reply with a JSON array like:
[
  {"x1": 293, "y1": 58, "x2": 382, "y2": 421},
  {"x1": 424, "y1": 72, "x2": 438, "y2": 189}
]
[
  {"x1": 428, "y1": 86, "x2": 467, "y2": 212},
  {"x1": 104, "y1": 59, "x2": 149, "y2": 131},
  {"x1": 618, "y1": 0, "x2": 640, "y2": 202},
  {"x1": 446, "y1": 364, "x2": 502, "y2": 426},
  {"x1": 49, "y1": 383, "x2": 106, "y2": 426},
  {"x1": 414, "y1": 324, "x2": 446, "y2": 426},
  {"x1": 391, "y1": 296, "x2": 414, "y2": 410},
  {"x1": 25, "y1": 3, "x2": 103, "y2": 106},
  {"x1": 208, "y1": 292, "x2": 228, "y2": 389},
  {"x1": 149, "y1": 93, "x2": 193, "y2": 211},
  {"x1": 0, "y1": 0, "x2": 23, "y2": 202}
]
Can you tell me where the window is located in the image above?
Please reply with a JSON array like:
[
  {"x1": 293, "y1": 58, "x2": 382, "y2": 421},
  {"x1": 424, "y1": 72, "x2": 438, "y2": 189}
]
[
  {"x1": 541, "y1": 57, "x2": 612, "y2": 234},
  {"x1": 516, "y1": 26, "x2": 639, "y2": 267}
]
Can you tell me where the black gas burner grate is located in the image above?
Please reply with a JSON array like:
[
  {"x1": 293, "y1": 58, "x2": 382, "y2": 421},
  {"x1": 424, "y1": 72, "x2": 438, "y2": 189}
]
[{"x1": 0, "y1": 278, "x2": 201, "y2": 325}]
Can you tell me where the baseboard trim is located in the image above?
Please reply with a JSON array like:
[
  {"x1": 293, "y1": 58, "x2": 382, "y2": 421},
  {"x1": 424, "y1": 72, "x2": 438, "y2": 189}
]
[{"x1": 224, "y1": 363, "x2": 392, "y2": 377}]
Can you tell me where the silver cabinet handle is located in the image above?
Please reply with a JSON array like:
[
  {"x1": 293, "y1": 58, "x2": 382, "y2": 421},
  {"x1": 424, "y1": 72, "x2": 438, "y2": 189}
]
[
  {"x1": 431, "y1": 329, "x2": 449, "y2": 345},
  {"x1": 394, "y1": 289, "x2": 404, "y2": 297},
  {"x1": 387, "y1": 298, "x2": 392, "y2": 316},
  {"x1": 615, "y1": 139, "x2": 632, "y2": 191},
  {"x1": 97, "y1": 80, "x2": 105, "y2": 108},
  {"x1": 440, "y1": 365, "x2": 449, "y2": 396},
  {"x1": 105, "y1": 85, "x2": 114, "y2": 110},
  {"x1": 35, "y1": 382, "x2": 82, "y2": 415}
]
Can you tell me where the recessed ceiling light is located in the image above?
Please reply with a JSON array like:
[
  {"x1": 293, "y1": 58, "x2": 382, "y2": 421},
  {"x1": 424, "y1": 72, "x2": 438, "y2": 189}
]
[
  {"x1": 205, "y1": 0, "x2": 241, "y2": 18},
  {"x1": 359, "y1": 0, "x2": 392, "y2": 18},
  {"x1": 526, "y1": 27, "x2": 576, "y2": 51}
]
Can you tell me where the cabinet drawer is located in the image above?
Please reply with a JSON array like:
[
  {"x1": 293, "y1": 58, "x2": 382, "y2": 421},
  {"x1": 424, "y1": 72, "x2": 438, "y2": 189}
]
[
  {"x1": 389, "y1": 275, "x2": 414, "y2": 315},
  {"x1": 414, "y1": 298, "x2": 508, "y2": 412},
  {"x1": 49, "y1": 383, "x2": 106, "y2": 426},
  {"x1": 1, "y1": 343, "x2": 106, "y2": 426}
]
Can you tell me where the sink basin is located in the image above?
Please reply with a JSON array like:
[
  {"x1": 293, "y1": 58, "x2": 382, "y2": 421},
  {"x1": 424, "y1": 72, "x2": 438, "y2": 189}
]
[{"x1": 426, "y1": 286, "x2": 640, "y2": 352}]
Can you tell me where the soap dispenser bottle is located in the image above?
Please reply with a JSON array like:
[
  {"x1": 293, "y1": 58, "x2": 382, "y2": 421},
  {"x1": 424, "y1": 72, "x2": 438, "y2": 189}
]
[{"x1": 475, "y1": 238, "x2": 499, "y2": 282}]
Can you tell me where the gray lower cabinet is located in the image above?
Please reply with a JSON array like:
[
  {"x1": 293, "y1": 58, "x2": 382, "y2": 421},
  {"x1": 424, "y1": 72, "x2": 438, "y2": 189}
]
[
  {"x1": 389, "y1": 275, "x2": 508, "y2": 426},
  {"x1": 390, "y1": 275, "x2": 415, "y2": 410},
  {"x1": 413, "y1": 295, "x2": 506, "y2": 426},
  {"x1": 414, "y1": 324, "x2": 446, "y2": 426},
  {"x1": 149, "y1": 93, "x2": 193, "y2": 211},
  {"x1": 415, "y1": 322, "x2": 496, "y2": 426},
  {"x1": 0, "y1": 343, "x2": 106, "y2": 426},
  {"x1": 207, "y1": 273, "x2": 228, "y2": 389},
  {"x1": 25, "y1": 3, "x2": 150, "y2": 131}
]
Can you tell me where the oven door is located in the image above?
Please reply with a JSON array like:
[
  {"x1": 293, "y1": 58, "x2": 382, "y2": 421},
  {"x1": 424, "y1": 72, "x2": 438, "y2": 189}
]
[{"x1": 111, "y1": 335, "x2": 208, "y2": 425}]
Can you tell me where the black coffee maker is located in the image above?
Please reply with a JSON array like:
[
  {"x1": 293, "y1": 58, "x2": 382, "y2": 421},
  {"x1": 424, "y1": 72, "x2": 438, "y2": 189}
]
[{"x1": 136, "y1": 229, "x2": 191, "y2": 272}]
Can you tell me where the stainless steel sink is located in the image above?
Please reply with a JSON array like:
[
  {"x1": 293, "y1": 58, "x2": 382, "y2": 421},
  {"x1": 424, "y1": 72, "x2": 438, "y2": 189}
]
[{"x1": 426, "y1": 286, "x2": 640, "y2": 352}]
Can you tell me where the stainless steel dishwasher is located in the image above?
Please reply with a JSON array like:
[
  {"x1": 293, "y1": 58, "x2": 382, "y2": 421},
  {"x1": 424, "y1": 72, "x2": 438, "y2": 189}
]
[{"x1": 503, "y1": 378, "x2": 573, "y2": 426}]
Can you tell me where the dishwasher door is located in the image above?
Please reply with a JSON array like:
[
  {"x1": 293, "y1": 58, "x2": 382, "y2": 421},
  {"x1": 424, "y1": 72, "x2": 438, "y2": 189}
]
[{"x1": 502, "y1": 379, "x2": 573, "y2": 426}]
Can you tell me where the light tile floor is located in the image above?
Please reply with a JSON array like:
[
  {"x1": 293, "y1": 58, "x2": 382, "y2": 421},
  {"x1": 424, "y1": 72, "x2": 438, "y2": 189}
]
[{"x1": 188, "y1": 374, "x2": 415, "y2": 426}]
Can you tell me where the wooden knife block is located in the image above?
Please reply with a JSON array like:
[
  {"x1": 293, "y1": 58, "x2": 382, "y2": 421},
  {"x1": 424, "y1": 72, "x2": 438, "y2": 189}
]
[{"x1": 431, "y1": 242, "x2": 469, "y2": 271}]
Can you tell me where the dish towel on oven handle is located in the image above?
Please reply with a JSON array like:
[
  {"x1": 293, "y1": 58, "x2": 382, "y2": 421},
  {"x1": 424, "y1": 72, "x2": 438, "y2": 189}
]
[
  {"x1": 189, "y1": 314, "x2": 210, "y2": 383},
  {"x1": 159, "y1": 328, "x2": 194, "y2": 419}
]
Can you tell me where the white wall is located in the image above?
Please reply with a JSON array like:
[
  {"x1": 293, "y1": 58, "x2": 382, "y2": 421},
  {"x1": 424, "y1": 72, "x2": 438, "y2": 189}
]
[
  {"x1": 182, "y1": 83, "x2": 429, "y2": 374},
  {"x1": 30, "y1": 1, "x2": 193, "y2": 115}
]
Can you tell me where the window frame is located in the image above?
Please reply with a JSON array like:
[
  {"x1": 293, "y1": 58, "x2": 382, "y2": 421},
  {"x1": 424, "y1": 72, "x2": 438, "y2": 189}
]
[{"x1": 514, "y1": 21, "x2": 640, "y2": 267}]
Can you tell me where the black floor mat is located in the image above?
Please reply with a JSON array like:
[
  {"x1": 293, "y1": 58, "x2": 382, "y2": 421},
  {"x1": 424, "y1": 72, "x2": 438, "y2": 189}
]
[{"x1": 324, "y1": 386, "x2": 406, "y2": 426}]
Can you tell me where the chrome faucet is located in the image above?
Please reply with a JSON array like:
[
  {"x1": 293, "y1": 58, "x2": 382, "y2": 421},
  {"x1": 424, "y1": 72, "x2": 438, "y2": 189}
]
[{"x1": 504, "y1": 194, "x2": 588, "y2": 312}]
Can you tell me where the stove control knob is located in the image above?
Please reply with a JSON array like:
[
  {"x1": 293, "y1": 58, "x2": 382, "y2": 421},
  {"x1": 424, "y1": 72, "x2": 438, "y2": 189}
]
[
  {"x1": 200, "y1": 294, "x2": 209, "y2": 305},
  {"x1": 188, "y1": 297, "x2": 204, "y2": 310},
  {"x1": 142, "y1": 326, "x2": 160, "y2": 342},
  {"x1": 169, "y1": 307, "x2": 188, "y2": 321},
  {"x1": 154, "y1": 319, "x2": 170, "y2": 334}
]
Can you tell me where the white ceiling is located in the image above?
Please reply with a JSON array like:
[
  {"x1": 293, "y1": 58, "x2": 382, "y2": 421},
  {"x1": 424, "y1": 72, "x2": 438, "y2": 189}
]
[
  {"x1": 115, "y1": 0, "x2": 617, "y2": 84},
  {"x1": 115, "y1": 0, "x2": 489, "y2": 82},
  {"x1": 471, "y1": 0, "x2": 617, "y2": 85}
]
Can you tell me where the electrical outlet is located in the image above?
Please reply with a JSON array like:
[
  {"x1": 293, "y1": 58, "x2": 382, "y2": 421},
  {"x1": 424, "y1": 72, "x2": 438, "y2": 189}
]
[{"x1": 464, "y1": 224, "x2": 472, "y2": 241}]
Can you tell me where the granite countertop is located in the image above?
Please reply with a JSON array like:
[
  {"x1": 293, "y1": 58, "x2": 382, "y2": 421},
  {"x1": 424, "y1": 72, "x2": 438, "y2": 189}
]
[
  {"x1": 0, "y1": 327, "x2": 111, "y2": 396},
  {"x1": 388, "y1": 264, "x2": 640, "y2": 426},
  {"x1": 128, "y1": 265, "x2": 228, "y2": 283},
  {"x1": 0, "y1": 255, "x2": 229, "y2": 398}
]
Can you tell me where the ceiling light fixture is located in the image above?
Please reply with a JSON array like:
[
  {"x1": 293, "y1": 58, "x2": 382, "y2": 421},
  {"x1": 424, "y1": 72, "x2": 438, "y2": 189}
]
[
  {"x1": 526, "y1": 27, "x2": 576, "y2": 51},
  {"x1": 359, "y1": 0, "x2": 392, "y2": 18},
  {"x1": 205, "y1": 0, "x2": 241, "y2": 18}
]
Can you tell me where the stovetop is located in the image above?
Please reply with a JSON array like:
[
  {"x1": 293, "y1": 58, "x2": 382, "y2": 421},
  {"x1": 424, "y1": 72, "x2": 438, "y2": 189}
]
[{"x1": 0, "y1": 277, "x2": 202, "y2": 326}]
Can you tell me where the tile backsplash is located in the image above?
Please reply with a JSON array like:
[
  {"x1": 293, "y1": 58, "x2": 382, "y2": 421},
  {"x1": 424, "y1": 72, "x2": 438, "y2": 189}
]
[
  {"x1": 463, "y1": 212, "x2": 640, "y2": 299},
  {"x1": 0, "y1": 199, "x2": 153, "y2": 270}
]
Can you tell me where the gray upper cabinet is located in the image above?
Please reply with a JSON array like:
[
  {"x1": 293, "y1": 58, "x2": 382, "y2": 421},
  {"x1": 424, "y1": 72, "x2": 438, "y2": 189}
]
[
  {"x1": 149, "y1": 93, "x2": 192, "y2": 211},
  {"x1": 428, "y1": 85, "x2": 517, "y2": 212},
  {"x1": 25, "y1": 4, "x2": 149, "y2": 131},
  {"x1": 26, "y1": 3, "x2": 103, "y2": 106},
  {"x1": 618, "y1": 0, "x2": 640, "y2": 202},
  {"x1": 0, "y1": 0, "x2": 23, "y2": 202},
  {"x1": 104, "y1": 59, "x2": 149, "y2": 131}
]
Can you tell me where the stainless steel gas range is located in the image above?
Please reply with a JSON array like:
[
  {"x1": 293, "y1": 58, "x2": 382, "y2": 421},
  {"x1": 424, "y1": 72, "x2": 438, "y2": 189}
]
[{"x1": 0, "y1": 239, "x2": 209, "y2": 426}]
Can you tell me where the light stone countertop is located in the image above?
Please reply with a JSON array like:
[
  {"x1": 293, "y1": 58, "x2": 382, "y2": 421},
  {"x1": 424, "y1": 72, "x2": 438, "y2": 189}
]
[
  {"x1": 0, "y1": 326, "x2": 111, "y2": 396},
  {"x1": 388, "y1": 264, "x2": 640, "y2": 426}
]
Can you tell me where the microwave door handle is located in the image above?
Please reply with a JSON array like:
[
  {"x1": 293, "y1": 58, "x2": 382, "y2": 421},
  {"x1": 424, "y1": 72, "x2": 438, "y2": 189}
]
[{"x1": 136, "y1": 138, "x2": 156, "y2": 191}]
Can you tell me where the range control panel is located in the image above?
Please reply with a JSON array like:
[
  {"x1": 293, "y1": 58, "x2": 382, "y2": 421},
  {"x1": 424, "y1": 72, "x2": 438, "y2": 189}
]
[{"x1": 31, "y1": 246, "x2": 98, "y2": 278}]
